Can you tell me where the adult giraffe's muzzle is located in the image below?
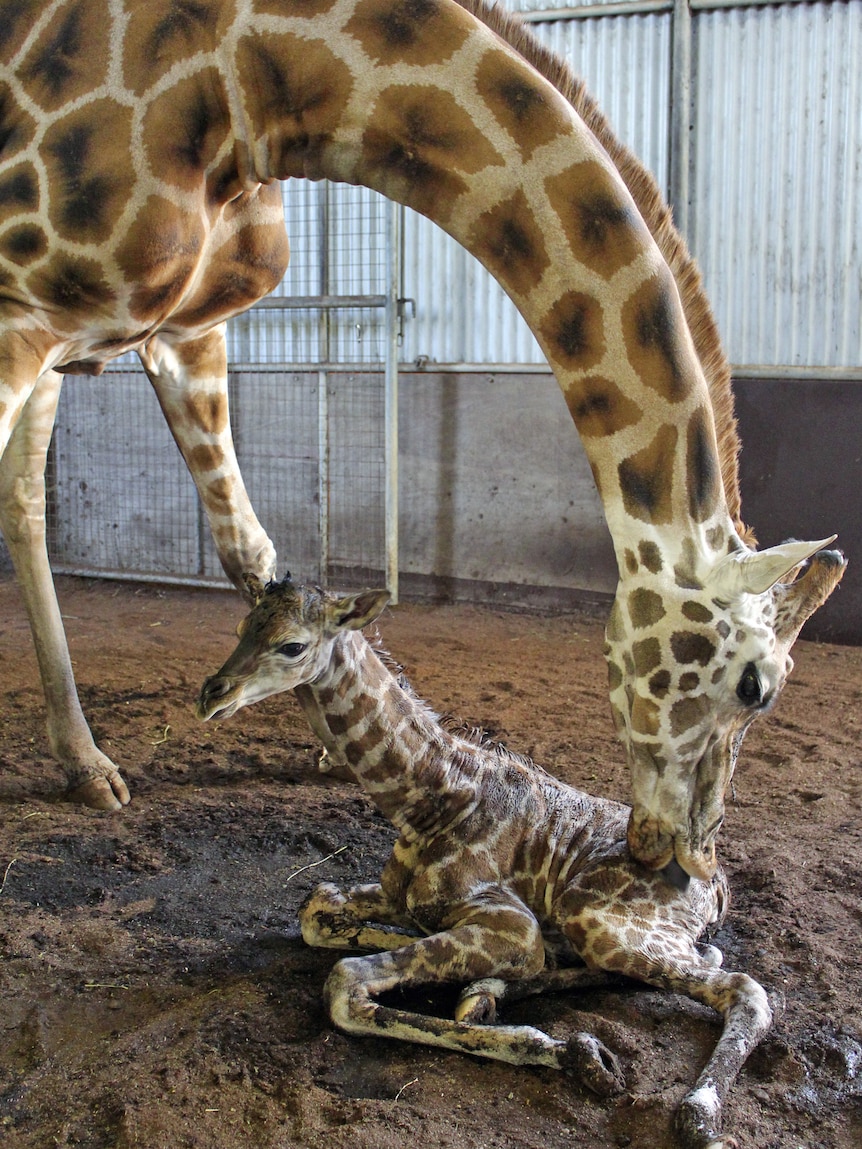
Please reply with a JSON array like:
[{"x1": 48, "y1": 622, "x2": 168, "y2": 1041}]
[{"x1": 626, "y1": 808, "x2": 719, "y2": 882}]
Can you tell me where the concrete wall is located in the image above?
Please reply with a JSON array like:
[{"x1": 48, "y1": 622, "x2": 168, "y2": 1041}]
[
  {"x1": 3, "y1": 369, "x2": 858, "y2": 644},
  {"x1": 396, "y1": 370, "x2": 861, "y2": 645},
  {"x1": 397, "y1": 370, "x2": 617, "y2": 613}
]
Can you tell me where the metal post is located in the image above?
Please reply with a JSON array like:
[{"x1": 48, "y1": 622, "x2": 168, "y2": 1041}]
[
  {"x1": 318, "y1": 183, "x2": 331, "y2": 586},
  {"x1": 317, "y1": 367, "x2": 329, "y2": 584},
  {"x1": 384, "y1": 200, "x2": 401, "y2": 602},
  {"x1": 669, "y1": 0, "x2": 692, "y2": 237}
]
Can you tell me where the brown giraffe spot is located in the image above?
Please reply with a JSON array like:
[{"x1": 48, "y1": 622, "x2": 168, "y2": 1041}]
[
  {"x1": 545, "y1": 161, "x2": 649, "y2": 280},
  {"x1": 205, "y1": 474, "x2": 236, "y2": 513},
  {"x1": 123, "y1": 0, "x2": 234, "y2": 94},
  {"x1": 27, "y1": 254, "x2": 115, "y2": 324},
  {"x1": 0, "y1": 83, "x2": 36, "y2": 161},
  {"x1": 42, "y1": 101, "x2": 134, "y2": 242},
  {"x1": 141, "y1": 70, "x2": 232, "y2": 193},
  {"x1": 678, "y1": 671, "x2": 700, "y2": 692},
  {"x1": 17, "y1": 0, "x2": 111, "y2": 111},
  {"x1": 605, "y1": 601, "x2": 625, "y2": 643},
  {"x1": 186, "y1": 444, "x2": 226, "y2": 472},
  {"x1": 622, "y1": 269, "x2": 692, "y2": 403},
  {"x1": 358, "y1": 85, "x2": 502, "y2": 221},
  {"x1": 469, "y1": 189, "x2": 549, "y2": 298},
  {"x1": 631, "y1": 694, "x2": 660, "y2": 737},
  {"x1": 236, "y1": 32, "x2": 356, "y2": 180},
  {"x1": 0, "y1": 0, "x2": 42, "y2": 58},
  {"x1": 686, "y1": 406, "x2": 721, "y2": 523},
  {"x1": 172, "y1": 330, "x2": 228, "y2": 382},
  {"x1": 670, "y1": 694, "x2": 711, "y2": 738},
  {"x1": 184, "y1": 389, "x2": 229, "y2": 436},
  {"x1": 254, "y1": 0, "x2": 339, "y2": 12},
  {"x1": 0, "y1": 164, "x2": 38, "y2": 221},
  {"x1": 631, "y1": 637, "x2": 661, "y2": 676},
  {"x1": 617, "y1": 424, "x2": 678, "y2": 525},
  {"x1": 0, "y1": 224, "x2": 46, "y2": 265},
  {"x1": 711, "y1": 665, "x2": 726, "y2": 684},
  {"x1": 706, "y1": 523, "x2": 726, "y2": 551},
  {"x1": 344, "y1": 0, "x2": 471, "y2": 66},
  {"x1": 648, "y1": 669, "x2": 672, "y2": 698},
  {"x1": 669, "y1": 631, "x2": 716, "y2": 666},
  {"x1": 628, "y1": 588, "x2": 666, "y2": 630},
  {"x1": 716, "y1": 620, "x2": 731, "y2": 639},
  {"x1": 174, "y1": 218, "x2": 290, "y2": 327},
  {"x1": 539, "y1": 292, "x2": 605, "y2": 372},
  {"x1": 606, "y1": 660, "x2": 623, "y2": 692},
  {"x1": 567, "y1": 375, "x2": 642, "y2": 439},
  {"x1": 638, "y1": 540, "x2": 664, "y2": 573},
  {"x1": 476, "y1": 48, "x2": 570, "y2": 162},
  {"x1": 116, "y1": 197, "x2": 204, "y2": 322},
  {"x1": 624, "y1": 549, "x2": 638, "y2": 575},
  {"x1": 682, "y1": 601, "x2": 713, "y2": 624}
]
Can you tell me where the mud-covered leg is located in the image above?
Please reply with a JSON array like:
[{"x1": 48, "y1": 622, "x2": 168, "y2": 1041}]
[
  {"x1": 556, "y1": 871, "x2": 770, "y2": 1149},
  {"x1": 671, "y1": 968, "x2": 772, "y2": 1149},
  {"x1": 0, "y1": 372, "x2": 130, "y2": 809},
  {"x1": 140, "y1": 328, "x2": 276, "y2": 599},
  {"x1": 321, "y1": 894, "x2": 624, "y2": 1095},
  {"x1": 300, "y1": 882, "x2": 422, "y2": 952}
]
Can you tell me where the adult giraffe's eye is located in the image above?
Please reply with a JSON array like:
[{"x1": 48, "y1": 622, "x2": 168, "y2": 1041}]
[
  {"x1": 277, "y1": 642, "x2": 307, "y2": 659},
  {"x1": 736, "y1": 664, "x2": 762, "y2": 705}
]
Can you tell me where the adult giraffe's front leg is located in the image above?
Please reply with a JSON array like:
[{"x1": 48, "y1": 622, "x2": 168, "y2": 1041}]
[
  {"x1": 140, "y1": 326, "x2": 276, "y2": 599},
  {"x1": 0, "y1": 371, "x2": 130, "y2": 809}
]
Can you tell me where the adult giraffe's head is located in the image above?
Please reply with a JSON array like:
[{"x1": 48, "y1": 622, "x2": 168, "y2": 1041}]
[{"x1": 605, "y1": 536, "x2": 846, "y2": 880}]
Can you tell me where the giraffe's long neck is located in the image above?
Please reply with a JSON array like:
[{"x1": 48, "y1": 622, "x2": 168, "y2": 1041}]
[
  {"x1": 294, "y1": 632, "x2": 479, "y2": 837},
  {"x1": 227, "y1": 0, "x2": 736, "y2": 572}
]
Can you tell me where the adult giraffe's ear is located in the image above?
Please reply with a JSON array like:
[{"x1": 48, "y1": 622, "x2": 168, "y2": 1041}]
[
  {"x1": 242, "y1": 573, "x2": 268, "y2": 604},
  {"x1": 706, "y1": 536, "x2": 838, "y2": 599},
  {"x1": 326, "y1": 589, "x2": 391, "y2": 632}
]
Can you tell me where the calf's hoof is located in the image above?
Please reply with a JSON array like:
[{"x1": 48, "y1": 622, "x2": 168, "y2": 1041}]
[{"x1": 563, "y1": 1032, "x2": 625, "y2": 1097}]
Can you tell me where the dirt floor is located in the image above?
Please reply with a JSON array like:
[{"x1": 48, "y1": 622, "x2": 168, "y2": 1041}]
[{"x1": 0, "y1": 574, "x2": 860, "y2": 1149}]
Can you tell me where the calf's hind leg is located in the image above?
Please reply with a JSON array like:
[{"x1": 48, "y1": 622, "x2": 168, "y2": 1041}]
[{"x1": 318, "y1": 894, "x2": 624, "y2": 1095}]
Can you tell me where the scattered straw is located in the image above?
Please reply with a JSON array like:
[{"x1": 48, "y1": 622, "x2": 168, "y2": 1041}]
[
  {"x1": 151, "y1": 724, "x2": 171, "y2": 745},
  {"x1": 282, "y1": 845, "x2": 347, "y2": 885},
  {"x1": 0, "y1": 858, "x2": 17, "y2": 895},
  {"x1": 395, "y1": 1078, "x2": 419, "y2": 1101}
]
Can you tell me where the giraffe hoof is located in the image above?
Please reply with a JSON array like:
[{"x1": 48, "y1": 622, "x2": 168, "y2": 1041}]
[
  {"x1": 68, "y1": 772, "x2": 130, "y2": 811},
  {"x1": 563, "y1": 1032, "x2": 625, "y2": 1096},
  {"x1": 673, "y1": 1087, "x2": 730, "y2": 1149},
  {"x1": 455, "y1": 990, "x2": 497, "y2": 1024}
]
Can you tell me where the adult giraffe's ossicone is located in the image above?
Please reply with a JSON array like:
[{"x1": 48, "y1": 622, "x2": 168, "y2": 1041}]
[{"x1": 0, "y1": 0, "x2": 845, "y2": 846}]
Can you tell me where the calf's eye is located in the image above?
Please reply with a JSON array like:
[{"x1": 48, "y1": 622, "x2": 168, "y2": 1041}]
[{"x1": 277, "y1": 642, "x2": 307, "y2": 659}]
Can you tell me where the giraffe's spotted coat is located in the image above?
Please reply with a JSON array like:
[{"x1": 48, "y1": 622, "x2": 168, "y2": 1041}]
[
  {"x1": 0, "y1": 0, "x2": 844, "y2": 829},
  {"x1": 197, "y1": 577, "x2": 774, "y2": 1148}
]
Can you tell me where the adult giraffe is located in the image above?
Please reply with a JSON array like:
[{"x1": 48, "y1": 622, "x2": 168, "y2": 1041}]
[{"x1": 0, "y1": 0, "x2": 844, "y2": 876}]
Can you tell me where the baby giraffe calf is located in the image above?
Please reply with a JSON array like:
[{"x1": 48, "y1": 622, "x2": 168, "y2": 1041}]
[{"x1": 197, "y1": 575, "x2": 772, "y2": 1149}]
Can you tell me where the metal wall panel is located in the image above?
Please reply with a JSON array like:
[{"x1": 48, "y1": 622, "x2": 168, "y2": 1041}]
[
  {"x1": 690, "y1": 1, "x2": 862, "y2": 368},
  {"x1": 400, "y1": 13, "x2": 671, "y2": 365}
]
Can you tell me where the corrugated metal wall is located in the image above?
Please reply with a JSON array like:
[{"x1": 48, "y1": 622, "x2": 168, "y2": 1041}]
[
  {"x1": 691, "y1": 0, "x2": 861, "y2": 368},
  {"x1": 397, "y1": 0, "x2": 861, "y2": 372}
]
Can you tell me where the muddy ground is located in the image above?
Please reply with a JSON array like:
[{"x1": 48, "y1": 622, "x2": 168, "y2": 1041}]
[{"x1": 0, "y1": 574, "x2": 860, "y2": 1149}]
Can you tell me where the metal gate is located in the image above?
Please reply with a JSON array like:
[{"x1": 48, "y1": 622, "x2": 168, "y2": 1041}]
[{"x1": 46, "y1": 183, "x2": 402, "y2": 599}]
